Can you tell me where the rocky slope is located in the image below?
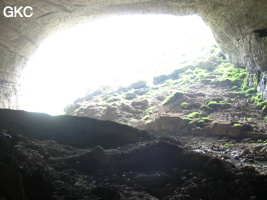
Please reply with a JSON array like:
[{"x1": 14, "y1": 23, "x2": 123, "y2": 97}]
[
  {"x1": 65, "y1": 53, "x2": 267, "y2": 140},
  {"x1": 64, "y1": 52, "x2": 267, "y2": 178}
]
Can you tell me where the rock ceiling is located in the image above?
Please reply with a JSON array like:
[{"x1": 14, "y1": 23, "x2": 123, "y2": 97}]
[{"x1": 0, "y1": 0, "x2": 267, "y2": 108}]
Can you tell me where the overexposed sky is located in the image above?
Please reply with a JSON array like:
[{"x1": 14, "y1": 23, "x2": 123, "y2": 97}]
[{"x1": 20, "y1": 14, "x2": 216, "y2": 115}]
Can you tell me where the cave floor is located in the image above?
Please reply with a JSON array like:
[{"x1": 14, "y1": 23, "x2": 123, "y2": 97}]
[
  {"x1": 1, "y1": 129, "x2": 267, "y2": 200},
  {"x1": 177, "y1": 135, "x2": 267, "y2": 175}
]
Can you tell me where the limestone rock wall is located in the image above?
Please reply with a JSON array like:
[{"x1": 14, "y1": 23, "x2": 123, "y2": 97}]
[
  {"x1": 199, "y1": 0, "x2": 267, "y2": 72},
  {"x1": 0, "y1": 45, "x2": 26, "y2": 109},
  {"x1": 0, "y1": 0, "x2": 266, "y2": 108}
]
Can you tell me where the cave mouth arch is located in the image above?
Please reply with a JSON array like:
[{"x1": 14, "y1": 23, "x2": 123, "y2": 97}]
[{"x1": 19, "y1": 14, "x2": 216, "y2": 115}]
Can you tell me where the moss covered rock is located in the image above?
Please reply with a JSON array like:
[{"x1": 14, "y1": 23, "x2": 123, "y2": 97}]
[{"x1": 163, "y1": 92, "x2": 186, "y2": 105}]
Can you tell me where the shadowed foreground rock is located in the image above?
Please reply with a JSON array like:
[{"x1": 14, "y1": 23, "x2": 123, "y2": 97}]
[
  {"x1": 1, "y1": 110, "x2": 267, "y2": 199},
  {"x1": 0, "y1": 109, "x2": 150, "y2": 149}
]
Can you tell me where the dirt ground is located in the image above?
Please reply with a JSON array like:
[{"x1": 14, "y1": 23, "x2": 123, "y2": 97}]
[{"x1": 1, "y1": 127, "x2": 267, "y2": 200}]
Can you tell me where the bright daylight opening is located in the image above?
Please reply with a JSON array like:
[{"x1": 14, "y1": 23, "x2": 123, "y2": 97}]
[{"x1": 20, "y1": 14, "x2": 216, "y2": 115}]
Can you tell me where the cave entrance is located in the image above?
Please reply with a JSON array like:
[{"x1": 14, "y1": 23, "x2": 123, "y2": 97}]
[{"x1": 20, "y1": 14, "x2": 216, "y2": 115}]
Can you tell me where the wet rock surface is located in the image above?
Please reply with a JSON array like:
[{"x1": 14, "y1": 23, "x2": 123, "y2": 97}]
[{"x1": 1, "y1": 125, "x2": 267, "y2": 200}]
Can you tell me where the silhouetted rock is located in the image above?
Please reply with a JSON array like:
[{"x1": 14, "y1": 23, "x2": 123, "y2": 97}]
[{"x1": 0, "y1": 109, "x2": 151, "y2": 149}]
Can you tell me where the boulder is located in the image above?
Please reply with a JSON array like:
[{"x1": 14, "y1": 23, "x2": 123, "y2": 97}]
[
  {"x1": 129, "y1": 81, "x2": 147, "y2": 89},
  {"x1": 125, "y1": 93, "x2": 137, "y2": 100},
  {"x1": 100, "y1": 106, "x2": 119, "y2": 121},
  {"x1": 134, "y1": 88, "x2": 149, "y2": 95},
  {"x1": 153, "y1": 75, "x2": 169, "y2": 85},
  {"x1": 131, "y1": 99, "x2": 149, "y2": 110},
  {"x1": 163, "y1": 92, "x2": 186, "y2": 105},
  {"x1": 144, "y1": 116, "x2": 190, "y2": 134},
  {"x1": 205, "y1": 122, "x2": 254, "y2": 137}
]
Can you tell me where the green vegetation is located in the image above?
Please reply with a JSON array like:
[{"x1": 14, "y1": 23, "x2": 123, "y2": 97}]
[
  {"x1": 198, "y1": 116, "x2": 210, "y2": 123},
  {"x1": 143, "y1": 115, "x2": 149, "y2": 120},
  {"x1": 189, "y1": 115, "x2": 210, "y2": 130},
  {"x1": 144, "y1": 106, "x2": 154, "y2": 120},
  {"x1": 180, "y1": 102, "x2": 190, "y2": 109},
  {"x1": 213, "y1": 60, "x2": 267, "y2": 110},
  {"x1": 120, "y1": 121, "x2": 127, "y2": 125},
  {"x1": 257, "y1": 139, "x2": 267, "y2": 145},
  {"x1": 214, "y1": 62, "x2": 247, "y2": 84},
  {"x1": 213, "y1": 60, "x2": 267, "y2": 108},
  {"x1": 187, "y1": 112, "x2": 202, "y2": 119},
  {"x1": 194, "y1": 126, "x2": 202, "y2": 130},
  {"x1": 66, "y1": 50, "x2": 267, "y2": 127},
  {"x1": 129, "y1": 118, "x2": 138, "y2": 124},
  {"x1": 164, "y1": 79, "x2": 176, "y2": 87},
  {"x1": 232, "y1": 123, "x2": 243, "y2": 127},
  {"x1": 251, "y1": 93, "x2": 267, "y2": 109},
  {"x1": 176, "y1": 68, "x2": 209, "y2": 85},
  {"x1": 202, "y1": 99, "x2": 231, "y2": 110},
  {"x1": 223, "y1": 142, "x2": 230, "y2": 146},
  {"x1": 208, "y1": 100, "x2": 231, "y2": 106},
  {"x1": 231, "y1": 86, "x2": 238, "y2": 90}
]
